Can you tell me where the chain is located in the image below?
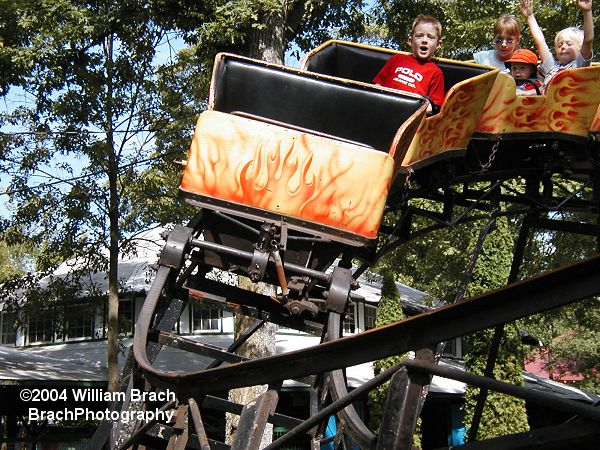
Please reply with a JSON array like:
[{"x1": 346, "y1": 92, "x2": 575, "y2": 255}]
[
  {"x1": 404, "y1": 166, "x2": 413, "y2": 189},
  {"x1": 480, "y1": 136, "x2": 501, "y2": 172},
  {"x1": 399, "y1": 166, "x2": 414, "y2": 208}
]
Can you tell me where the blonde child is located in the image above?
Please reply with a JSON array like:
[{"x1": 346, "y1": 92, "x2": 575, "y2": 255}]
[
  {"x1": 374, "y1": 15, "x2": 445, "y2": 113},
  {"x1": 474, "y1": 15, "x2": 522, "y2": 71},
  {"x1": 519, "y1": 0, "x2": 594, "y2": 92}
]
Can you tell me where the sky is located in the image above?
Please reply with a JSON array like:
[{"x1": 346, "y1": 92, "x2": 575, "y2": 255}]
[
  {"x1": 0, "y1": 32, "x2": 309, "y2": 221},
  {"x1": 0, "y1": 32, "x2": 191, "y2": 220}
]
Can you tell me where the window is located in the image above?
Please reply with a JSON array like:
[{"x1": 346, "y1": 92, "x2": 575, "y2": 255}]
[
  {"x1": 64, "y1": 304, "x2": 94, "y2": 340},
  {"x1": 28, "y1": 316, "x2": 54, "y2": 344},
  {"x1": 1, "y1": 312, "x2": 17, "y2": 345},
  {"x1": 343, "y1": 303, "x2": 356, "y2": 334},
  {"x1": 442, "y1": 338, "x2": 463, "y2": 358},
  {"x1": 191, "y1": 301, "x2": 222, "y2": 332},
  {"x1": 118, "y1": 299, "x2": 134, "y2": 336},
  {"x1": 364, "y1": 304, "x2": 377, "y2": 330}
]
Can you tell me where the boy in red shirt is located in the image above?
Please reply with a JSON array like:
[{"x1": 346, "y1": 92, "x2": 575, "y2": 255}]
[{"x1": 374, "y1": 15, "x2": 445, "y2": 113}]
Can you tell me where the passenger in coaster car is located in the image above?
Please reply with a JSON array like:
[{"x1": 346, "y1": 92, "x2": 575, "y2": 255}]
[
  {"x1": 373, "y1": 14, "x2": 444, "y2": 114},
  {"x1": 474, "y1": 14, "x2": 522, "y2": 71},
  {"x1": 504, "y1": 48, "x2": 542, "y2": 95},
  {"x1": 519, "y1": 0, "x2": 594, "y2": 93}
]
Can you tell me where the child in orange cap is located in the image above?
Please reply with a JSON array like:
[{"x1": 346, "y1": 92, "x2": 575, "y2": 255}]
[{"x1": 504, "y1": 48, "x2": 542, "y2": 95}]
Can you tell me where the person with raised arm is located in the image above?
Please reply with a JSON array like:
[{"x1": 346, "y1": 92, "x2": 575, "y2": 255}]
[{"x1": 519, "y1": 0, "x2": 594, "y2": 92}]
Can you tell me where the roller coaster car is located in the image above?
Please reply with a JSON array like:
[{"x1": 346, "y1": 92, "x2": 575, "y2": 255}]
[
  {"x1": 180, "y1": 53, "x2": 427, "y2": 251},
  {"x1": 300, "y1": 40, "x2": 499, "y2": 169},
  {"x1": 470, "y1": 67, "x2": 600, "y2": 175},
  {"x1": 130, "y1": 52, "x2": 431, "y2": 444},
  {"x1": 474, "y1": 67, "x2": 600, "y2": 140},
  {"x1": 122, "y1": 50, "x2": 600, "y2": 450}
]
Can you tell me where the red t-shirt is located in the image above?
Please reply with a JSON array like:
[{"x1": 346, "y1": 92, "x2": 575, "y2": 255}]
[{"x1": 373, "y1": 54, "x2": 445, "y2": 108}]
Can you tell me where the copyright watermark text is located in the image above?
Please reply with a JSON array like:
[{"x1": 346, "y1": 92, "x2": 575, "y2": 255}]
[
  {"x1": 19, "y1": 387, "x2": 175, "y2": 423},
  {"x1": 28, "y1": 407, "x2": 175, "y2": 423}
]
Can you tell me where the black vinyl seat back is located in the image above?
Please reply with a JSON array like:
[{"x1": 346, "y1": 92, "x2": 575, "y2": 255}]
[
  {"x1": 439, "y1": 60, "x2": 490, "y2": 94},
  {"x1": 211, "y1": 54, "x2": 426, "y2": 152},
  {"x1": 302, "y1": 41, "x2": 491, "y2": 94}
]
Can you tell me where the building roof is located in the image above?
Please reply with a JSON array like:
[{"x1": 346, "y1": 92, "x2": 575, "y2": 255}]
[
  {"x1": 0, "y1": 228, "x2": 164, "y2": 311},
  {"x1": 42, "y1": 227, "x2": 164, "y2": 296}
]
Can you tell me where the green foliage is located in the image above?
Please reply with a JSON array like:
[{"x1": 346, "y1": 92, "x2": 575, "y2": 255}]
[
  {"x1": 0, "y1": 0, "x2": 190, "y2": 266},
  {"x1": 457, "y1": 217, "x2": 530, "y2": 440},
  {"x1": 376, "y1": 197, "x2": 475, "y2": 303},
  {"x1": 378, "y1": 205, "x2": 532, "y2": 440},
  {"x1": 0, "y1": 240, "x2": 35, "y2": 283},
  {"x1": 464, "y1": 217, "x2": 514, "y2": 298},
  {"x1": 520, "y1": 229, "x2": 600, "y2": 390},
  {"x1": 463, "y1": 325, "x2": 530, "y2": 440},
  {"x1": 375, "y1": 0, "x2": 600, "y2": 60}
]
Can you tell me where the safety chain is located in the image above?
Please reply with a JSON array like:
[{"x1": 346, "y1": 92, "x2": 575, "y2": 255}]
[
  {"x1": 480, "y1": 135, "x2": 501, "y2": 172},
  {"x1": 399, "y1": 166, "x2": 414, "y2": 207}
]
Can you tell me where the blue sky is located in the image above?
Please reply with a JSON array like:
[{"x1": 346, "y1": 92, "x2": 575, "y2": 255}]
[{"x1": 0, "y1": 32, "x2": 316, "y2": 220}]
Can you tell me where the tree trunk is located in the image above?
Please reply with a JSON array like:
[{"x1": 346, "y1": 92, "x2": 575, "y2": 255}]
[
  {"x1": 248, "y1": 7, "x2": 287, "y2": 63},
  {"x1": 226, "y1": 3, "x2": 297, "y2": 444},
  {"x1": 105, "y1": 33, "x2": 120, "y2": 393},
  {"x1": 226, "y1": 279, "x2": 277, "y2": 447}
]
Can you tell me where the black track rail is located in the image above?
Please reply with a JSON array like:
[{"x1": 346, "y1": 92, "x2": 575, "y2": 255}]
[{"x1": 134, "y1": 251, "x2": 600, "y2": 395}]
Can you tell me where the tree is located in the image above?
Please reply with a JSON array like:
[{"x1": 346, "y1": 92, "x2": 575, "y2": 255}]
[
  {"x1": 460, "y1": 217, "x2": 530, "y2": 441},
  {"x1": 0, "y1": 0, "x2": 188, "y2": 391},
  {"x1": 377, "y1": 0, "x2": 600, "y2": 61},
  {"x1": 377, "y1": 210, "x2": 531, "y2": 439},
  {"x1": 519, "y1": 210, "x2": 600, "y2": 392},
  {"x1": 0, "y1": 240, "x2": 35, "y2": 283}
]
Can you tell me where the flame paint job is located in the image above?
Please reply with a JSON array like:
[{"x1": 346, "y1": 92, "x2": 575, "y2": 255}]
[
  {"x1": 180, "y1": 111, "x2": 396, "y2": 240},
  {"x1": 476, "y1": 67, "x2": 600, "y2": 137},
  {"x1": 402, "y1": 69, "x2": 499, "y2": 166}
]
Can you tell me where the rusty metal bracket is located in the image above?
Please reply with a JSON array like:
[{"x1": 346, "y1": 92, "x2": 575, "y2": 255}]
[
  {"x1": 166, "y1": 404, "x2": 189, "y2": 450},
  {"x1": 248, "y1": 223, "x2": 276, "y2": 282},
  {"x1": 159, "y1": 226, "x2": 194, "y2": 269},
  {"x1": 376, "y1": 365, "x2": 429, "y2": 450},
  {"x1": 325, "y1": 266, "x2": 353, "y2": 313}
]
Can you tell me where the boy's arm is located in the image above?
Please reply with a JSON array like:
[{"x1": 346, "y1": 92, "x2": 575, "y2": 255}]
[
  {"x1": 519, "y1": 0, "x2": 553, "y2": 63},
  {"x1": 428, "y1": 69, "x2": 445, "y2": 111},
  {"x1": 579, "y1": 0, "x2": 593, "y2": 60}
]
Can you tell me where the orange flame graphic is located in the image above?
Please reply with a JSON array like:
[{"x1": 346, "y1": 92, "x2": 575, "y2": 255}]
[
  {"x1": 403, "y1": 69, "x2": 498, "y2": 166},
  {"x1": 477, "y1": 67, "x2": 600, "y2": 137},
  {"x1": 181, "y1": 111, "x2": 395, "y2": 240}
]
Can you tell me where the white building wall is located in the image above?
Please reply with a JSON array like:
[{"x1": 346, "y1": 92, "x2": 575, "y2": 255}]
[{"x1": 222, "y1": 311, "x2": 235, "y2": 333}]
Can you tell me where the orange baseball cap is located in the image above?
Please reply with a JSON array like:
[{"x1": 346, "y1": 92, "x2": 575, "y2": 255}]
[{"x1": 505, "y1": 49, "x2": 539, "y2": 67}]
